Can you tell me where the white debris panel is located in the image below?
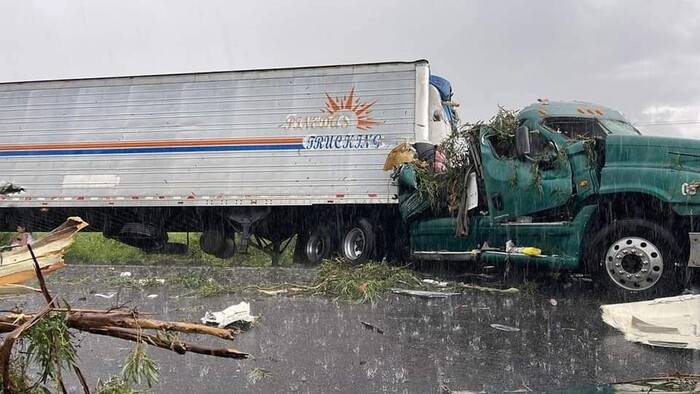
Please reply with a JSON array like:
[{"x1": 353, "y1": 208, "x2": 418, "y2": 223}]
[
  {"x1": 601, "y1": 294, "x2": 700, "y2": 350},
  {"x1": 201, "y1": 301, "x2": 256, "y2": 328}
]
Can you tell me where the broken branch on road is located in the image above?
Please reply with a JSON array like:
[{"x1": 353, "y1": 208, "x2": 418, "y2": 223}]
[{"x1": 0, "y1": 217, "x2": 252, "y2": 393}]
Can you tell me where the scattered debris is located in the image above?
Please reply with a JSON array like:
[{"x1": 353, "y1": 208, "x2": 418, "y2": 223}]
[
  {"x1": 589, "y1": 374, "x2": 700, "y2": 392},
  {"x1": 458, "y1": 283, "x2": 519, "y2": 295},
  {"x1": 601, "y1": 294, "x2": 700, "y2": 349},
  {"x1": 423, "y1": 279, "x2": 449, "y2": 287},
  {"x1": 138, "y1": 278, "x2": 165, "y2": 285},
  {"x1": 147, "y1": 294, "x2": 158, "y2": 299},
  {"x1": 201, "y1": 302, "x2": 256, "y2": 329},
  {"x1": 549, "y1": 298, "x2": 558, "y2": 307},
  {"x1": 0, "y1": 182, "x2": 24, "y2": 195},
  {"x1": 391, "y1": 288, "x2": 459, "y2": 298},
  {"x1": 120, "y1": 271, "x2": 132, "y2": 277},
  {"x1": 258, "y1": 289, "x2": 288, "y2": 296},
  {"x1": 94, "y1": 292, "x2": 117, "y2": 299},
  {"x1": 0, "y1": 217, "x2": 88, "y2": 293},
  {"x1": 360, "y1": 320, "x2": 385, "y2": 335},
  {"x1": 440, "y1": 385, "x2": 475, "y2": 394},
  {"x1": 0, "y1": 245, "x2": 251, "y2": 392},
  {"x1": 490, "y1": 324, "x2": 520, "y2": 332}
]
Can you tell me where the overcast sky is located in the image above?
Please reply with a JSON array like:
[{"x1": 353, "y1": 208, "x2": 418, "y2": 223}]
[{"x1": 1, "y1": 0, "x2": 699, "y2": 137}]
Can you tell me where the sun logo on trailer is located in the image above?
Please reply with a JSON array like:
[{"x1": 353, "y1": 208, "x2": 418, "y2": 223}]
[{"x1": 322, "y1": 87, "x2": 382, "y2": 130}]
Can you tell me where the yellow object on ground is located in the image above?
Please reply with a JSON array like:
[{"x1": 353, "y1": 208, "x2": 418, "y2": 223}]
[{"x1": 521, "y1": 247, "x2": 542, "y2": 256}]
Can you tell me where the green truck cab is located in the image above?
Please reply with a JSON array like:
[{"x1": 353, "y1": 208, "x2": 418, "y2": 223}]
[{"x1": 404, "y1": 100, "x2": 700, "y2": 298}]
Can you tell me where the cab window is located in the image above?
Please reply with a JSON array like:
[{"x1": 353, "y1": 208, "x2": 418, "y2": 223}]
[{"x1": 543, "y1": 117, "x2": 606, "y2": 140}]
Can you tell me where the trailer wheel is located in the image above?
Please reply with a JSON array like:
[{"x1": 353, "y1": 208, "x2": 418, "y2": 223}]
[
  {"x1": 301, "y1": 225, "x2": 331, "y2": 265},
  {"x1": 341, "y1": 218, "x2": 375, "y2": 264},
  {"x1": 214, "y1": 237, "x2": 236, "y2": 259},
  {"x1": 587, "y1": 219, "x2": 684, "y2": 299},
  {"x1": 200, "y1": 229, "x2": 224, "y2": 255},
  {"x1": 200, "y1": 229, "x2": 236, "y2": 258}
]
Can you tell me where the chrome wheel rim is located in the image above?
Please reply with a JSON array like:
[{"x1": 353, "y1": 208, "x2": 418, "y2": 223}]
[
  {"x1": 305, "y1": 234, "x2": 326, "y2": 262},
  {"x1": 343, "y1": 228, "x2": 366, "y2": 260},
  {"x1": 604, "y1": 236, "x2": 663, "y2": 291}
]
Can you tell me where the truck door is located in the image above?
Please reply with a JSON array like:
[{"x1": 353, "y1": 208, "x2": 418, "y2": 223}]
[{"x1": 479, "y1": 127, "x2": 573, "y2": 220}]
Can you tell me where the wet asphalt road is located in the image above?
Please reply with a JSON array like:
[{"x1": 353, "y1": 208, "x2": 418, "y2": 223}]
[{"x1": 3, "y1": 264, "x2": 699, "y2": 393}]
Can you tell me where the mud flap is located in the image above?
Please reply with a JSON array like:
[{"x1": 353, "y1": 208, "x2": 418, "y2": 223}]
[{"x1": 689, "y1": 233, "x2": 700, "y2": 268}]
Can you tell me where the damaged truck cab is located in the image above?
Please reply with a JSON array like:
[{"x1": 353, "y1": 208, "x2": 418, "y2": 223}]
[{"x1": 408, "y1": 100, "x2": 700, "y2": 297}]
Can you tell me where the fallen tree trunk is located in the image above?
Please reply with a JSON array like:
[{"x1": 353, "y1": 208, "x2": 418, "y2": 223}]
[{"x1": 0, "y1": 310, "x2": 238, "y2": 340}]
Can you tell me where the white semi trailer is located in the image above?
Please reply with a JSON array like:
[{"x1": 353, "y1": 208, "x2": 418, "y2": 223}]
[{"x1": 0, "y1": 60, "x2": 457, "y2": 263}]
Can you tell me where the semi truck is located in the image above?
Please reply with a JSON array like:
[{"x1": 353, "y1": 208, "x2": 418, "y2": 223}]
[
  {"x1": 1, "y1": 60, "x2": 698, "y2": 298},
  {"x1": 401, "y1": 100, "x2": 700, "y2": 298},
  {"x1": 0, "y1": 60, "x2": 454, "y2": 264}
]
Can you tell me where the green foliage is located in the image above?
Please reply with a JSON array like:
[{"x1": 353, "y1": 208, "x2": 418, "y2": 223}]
[
  {"x1": 122, "y1": 342, "x2": 159, "y2": 389},
  {"x1": 529, "y1": 162, "x2": 544, "y2": 196},
  {"x1": 0, "y1": 358, "x2": 32, "y2": 392},
  {"x1": 247, "y1": 367, "x2": 271, "y2": 384},
  {"x1": 0, "y1": 232, "x2": 13, "y2": 246},
  {"x1": 2, "y1": 310, "x2": 167, "y2": 392},
  {"x1": 582, "y1": 139, "x2": 597, "y2": 167},
  {"x1": 171, "y1": 274, "x2": 229, "y2": 297},
  {"x1": 311, "y1": 259, "x2": 423, "y2": 303},
  {"x1": 488, "y1": 106, "x2": 519, "y2": 137},
  {"x1": 62, "y1": 232, "x2": 294, "y2": 267},
  {"x1": 508, "y1": 164, "x2": 519, "y2": 188},
  {"x1": 414, "y1": 164, "x2": 440, "y2": 208},
  {"x1": 24, "y1": 313, "x2": 79, "y2": 389},
  {"x1": 95, "y1": 376, "x2": 138, "y2": 394},
  {"x1": 554, "y1": 146, "x2": 569, "y2": 170},
  {"x1": 414, "y1": 105, "x2": 521, "y2": 213}
]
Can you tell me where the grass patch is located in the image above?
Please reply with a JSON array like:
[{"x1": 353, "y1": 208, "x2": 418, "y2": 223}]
[
  {"x1": 66, "y1": 233, "x2": 144, "y2": 263},
  {"x1": 171, "y1": 274, "x2": 229, "y2": 297},
  {"x1": 59, "y1": 232, "x2": 295, "y2": 267}
]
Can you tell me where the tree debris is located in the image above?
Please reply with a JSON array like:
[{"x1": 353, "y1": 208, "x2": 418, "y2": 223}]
[
  {"x1": 0, "y1": 218, "x2": 252, "y2": 393},
  {"x1": 391, "y1": 288, "x2": 459, "y2": 298}
]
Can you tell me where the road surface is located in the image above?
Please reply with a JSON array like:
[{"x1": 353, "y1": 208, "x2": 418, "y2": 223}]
[{"x1": 3, "y1": 264, "x2": 698, "y2": 393}]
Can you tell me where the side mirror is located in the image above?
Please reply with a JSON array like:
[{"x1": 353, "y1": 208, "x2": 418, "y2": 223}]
[{"x1": 515, "y1": 125, "x2": 531, "y2": 157}]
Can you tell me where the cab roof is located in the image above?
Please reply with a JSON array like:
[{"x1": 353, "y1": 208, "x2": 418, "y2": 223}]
[{"x1": 518, "y1": 100, "x2": 628, "y2": 122}]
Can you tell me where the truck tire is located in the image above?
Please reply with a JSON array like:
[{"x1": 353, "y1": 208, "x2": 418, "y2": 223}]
[
  {"x1": 200, "y1": 229, "x2": 236, "y2": 258},
  {"x1": 301, "y1": 225, "x2": 332, "y2": 265},
  {"x1": 118, "y1": 223, "x2": 168, "y2": 251},
  {"x1": 214, "y1": 237, "x2": 236, "y2": 259},
  {"x1": 341, "y1": 218, "x2": 375, "y2": 264},
  {"x1": 587, "y1": 219, "x2": 684, "y2": 299},
  {"x1": 200, "y1": 229, "x2": 224, "y2": 255}
]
